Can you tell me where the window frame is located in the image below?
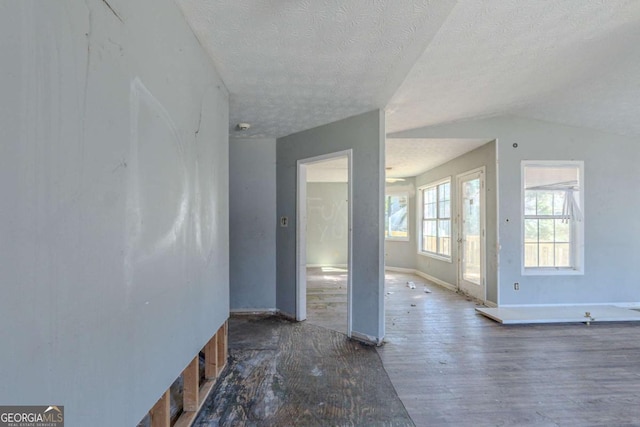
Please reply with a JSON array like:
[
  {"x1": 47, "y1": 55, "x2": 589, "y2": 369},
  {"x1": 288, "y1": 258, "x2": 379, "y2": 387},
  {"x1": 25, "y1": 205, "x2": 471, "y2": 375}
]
[
  {"x1": 385, "y1": 193, "x2": 409, "y2": 241},
  {"x1": 521, "y1": 160, "x2": 584, "y2": 276},
  {"x1": 417, "y1": 177, "x2": 452, "y2": 262}
]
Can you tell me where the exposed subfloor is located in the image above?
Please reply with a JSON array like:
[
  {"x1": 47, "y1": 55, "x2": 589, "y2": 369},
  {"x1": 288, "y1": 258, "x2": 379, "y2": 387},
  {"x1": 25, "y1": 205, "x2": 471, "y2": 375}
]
[{"x1": 193, "y1": 315, "x2": 413, "y2": 426}]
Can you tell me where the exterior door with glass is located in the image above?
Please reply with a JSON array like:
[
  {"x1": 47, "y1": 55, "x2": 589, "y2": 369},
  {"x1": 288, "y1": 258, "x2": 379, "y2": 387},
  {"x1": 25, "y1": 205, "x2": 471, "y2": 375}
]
[{"x1": 457, "y1": 168, "x2": 485, "y2": 301}]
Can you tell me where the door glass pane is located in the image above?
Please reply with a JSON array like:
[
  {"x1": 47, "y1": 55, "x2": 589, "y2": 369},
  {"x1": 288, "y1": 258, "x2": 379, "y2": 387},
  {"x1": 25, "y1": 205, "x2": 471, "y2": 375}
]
[{"x1": 461, "y1": 178, "x2": 481, "y2": 285}]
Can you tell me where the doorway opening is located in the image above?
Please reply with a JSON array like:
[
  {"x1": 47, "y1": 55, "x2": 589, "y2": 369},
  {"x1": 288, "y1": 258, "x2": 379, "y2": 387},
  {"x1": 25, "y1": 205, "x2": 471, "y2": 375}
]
[{"x1": 297, "y1": 150, "x2": 353, "y2": 337}]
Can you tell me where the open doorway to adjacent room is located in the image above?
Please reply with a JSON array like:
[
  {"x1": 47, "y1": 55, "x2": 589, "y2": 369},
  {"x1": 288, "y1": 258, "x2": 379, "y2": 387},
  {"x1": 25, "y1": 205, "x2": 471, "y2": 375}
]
[
  {"x1": 383, "y1": 138, "x2": 494, "y2": 305},
  {"x1": 297, "y1": 150, "x2": 352, "y2": 336}
]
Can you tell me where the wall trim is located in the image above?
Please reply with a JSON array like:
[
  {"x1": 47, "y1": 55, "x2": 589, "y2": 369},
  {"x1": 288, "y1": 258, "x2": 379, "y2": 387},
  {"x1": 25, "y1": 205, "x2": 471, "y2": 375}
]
[
  {"x1": 384, "y1": 266, "x2": 415, "y2": 274},
  {"x1": 230, "y1": 308, "x2": 277, "y2": 315},
  {"x1": 385, "y1": 266, "x2": 503, "y2": 307},
  {"x1": 413, "y1": 270, "x2": 458, "y2": 292},
  {"x1": 306, "y1": 264, "x2": 348, "y2": 268}
]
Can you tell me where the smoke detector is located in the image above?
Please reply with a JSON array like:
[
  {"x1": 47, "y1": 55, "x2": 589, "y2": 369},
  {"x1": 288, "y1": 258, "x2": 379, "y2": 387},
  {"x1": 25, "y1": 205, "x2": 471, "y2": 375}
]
[{"x1": 236, "y1": 123, "x2": 251, "y2": 131}]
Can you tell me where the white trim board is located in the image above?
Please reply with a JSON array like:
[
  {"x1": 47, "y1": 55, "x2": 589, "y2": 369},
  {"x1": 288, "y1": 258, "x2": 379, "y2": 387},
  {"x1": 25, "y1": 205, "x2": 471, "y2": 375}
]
[
  {"x1": 230, "y1": 308, "x2": 277, "y2": 315},
  {"x1": 413, "y1": 270, "x2": 457, "y2": 293},
  {"x1": 477, "y1": 305, "x2": 640, "y2": 325}
]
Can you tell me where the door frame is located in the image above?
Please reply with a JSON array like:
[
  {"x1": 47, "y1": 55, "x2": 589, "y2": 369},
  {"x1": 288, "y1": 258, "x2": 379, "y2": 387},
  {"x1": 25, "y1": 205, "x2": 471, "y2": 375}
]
[
  {"x1": 296, "y1": 149, "x2": 353, "y2": 337},
  {"x1": 456, "y1": 166, "x2": 486, "y2": 302}
]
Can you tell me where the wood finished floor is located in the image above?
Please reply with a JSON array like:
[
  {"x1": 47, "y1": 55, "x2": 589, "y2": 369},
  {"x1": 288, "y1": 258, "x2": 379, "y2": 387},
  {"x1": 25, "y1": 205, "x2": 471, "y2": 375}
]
[{"x1": 307, "y1": 268, "x2": 640, "y2": 426}]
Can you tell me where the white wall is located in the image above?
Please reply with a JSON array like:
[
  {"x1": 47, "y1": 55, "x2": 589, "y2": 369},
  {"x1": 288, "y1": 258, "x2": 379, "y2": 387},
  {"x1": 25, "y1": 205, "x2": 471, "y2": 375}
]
[
  {"x1": 306, "y1": 183, "x2": 349, "y2": 266},
  {"x1": 393, "y1": 116, "x2": 640, "y2": 306},
  {"x1": 229, "y1": 138, "x2": 276, "y2": 310},
  {"x1": 0, "y1": 2, "x2": 229, "y2": 426}
]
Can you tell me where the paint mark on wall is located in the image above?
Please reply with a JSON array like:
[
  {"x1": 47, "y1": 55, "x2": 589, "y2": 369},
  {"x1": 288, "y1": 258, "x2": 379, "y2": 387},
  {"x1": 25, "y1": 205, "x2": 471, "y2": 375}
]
[
  {"x1": 100, "y1": 0, "x2": 123, "y2": 23},
  {"x1": 307, "y1": 197, "x2": 348, "y2": 242}
]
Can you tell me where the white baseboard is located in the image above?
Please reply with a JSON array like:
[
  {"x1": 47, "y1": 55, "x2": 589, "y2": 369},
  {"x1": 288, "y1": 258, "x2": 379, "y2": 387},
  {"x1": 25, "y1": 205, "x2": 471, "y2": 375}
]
[
  {"x1": 306, "y1": 264, "x2": 348, "y2": 268},
  {"x1": 384, "y1": 266, "x2": 415, "y2": 274},
  {"x1": 386, "y1": 265, "x2": 502, "y2": 306},
  {"x1": 230, "y1": 308, "x2": 277, "y2": 315},
  {"x1": 413, "y1": 270, "x2": 458, "y2": 292}
]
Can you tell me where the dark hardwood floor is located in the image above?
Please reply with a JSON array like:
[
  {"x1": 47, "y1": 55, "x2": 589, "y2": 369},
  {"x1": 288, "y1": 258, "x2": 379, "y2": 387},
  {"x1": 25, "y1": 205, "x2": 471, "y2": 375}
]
[{"x1": 307, "y1": 268, "x2": 640, "y2": 426}]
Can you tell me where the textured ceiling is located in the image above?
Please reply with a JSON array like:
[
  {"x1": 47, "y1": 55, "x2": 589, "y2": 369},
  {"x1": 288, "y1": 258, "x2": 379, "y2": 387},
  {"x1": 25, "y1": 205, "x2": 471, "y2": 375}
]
[
  {"x1": 386, "y1": 138, "x2": 491, "y2": 178},
  {"x1": 177, "y1": 0, "x2": 640, "y2": 145},
  {"x1": 304, "y1": 139, "x2": 491, "y2": 182},
  {"x1": 176, "y1": 0, "x2": 456, "y2": 138},
  {"x1": 386, "y1": 0, "x2": 640, "y2": 135}
]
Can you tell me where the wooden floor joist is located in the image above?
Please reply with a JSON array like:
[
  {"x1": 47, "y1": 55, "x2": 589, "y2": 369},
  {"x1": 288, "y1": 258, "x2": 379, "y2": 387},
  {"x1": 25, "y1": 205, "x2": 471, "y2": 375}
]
[{"x1": 145, "y1": 320, "x2": 229, "y2": 427}]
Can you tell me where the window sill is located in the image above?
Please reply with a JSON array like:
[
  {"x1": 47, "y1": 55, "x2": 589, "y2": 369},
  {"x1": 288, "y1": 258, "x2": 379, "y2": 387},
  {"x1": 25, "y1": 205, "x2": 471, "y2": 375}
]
[
  {"x1": 418, "y1": 251, "x2": 452, "y2": 263},
  {"x1": 521, "y1": 267, "x2": 584, "y2": 276}
]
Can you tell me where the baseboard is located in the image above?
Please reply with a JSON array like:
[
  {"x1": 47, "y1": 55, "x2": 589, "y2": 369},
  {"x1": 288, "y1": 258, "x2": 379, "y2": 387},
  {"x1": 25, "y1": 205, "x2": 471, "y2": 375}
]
[
  {"x1": 230, "y1": 308, "x2": 277, "y2": 316},
  {"x1": 306, "y1": 263, "x2": 348, "y2": 268},
  {"x1": 384, "y1": 266, "x2": 415, "y2": 274},
  {"x1": 413, "y1": 270, "x2": 458, "y2": 292},
  {"x1": 350, "y1": 330, "x2": 383, "y2": 346}
]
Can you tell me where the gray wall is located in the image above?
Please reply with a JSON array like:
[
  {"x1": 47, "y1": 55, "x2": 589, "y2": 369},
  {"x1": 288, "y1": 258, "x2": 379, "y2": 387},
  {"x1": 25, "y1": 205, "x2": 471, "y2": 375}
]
[
  {"x1": 385, "y1": 179, "x2": 417, "y2": 270},
  {"x1": 413, "y1": 141, "x2": 498, "y2": 303},
  {"x1": 306, "y1": 183, "x2": 349, "y2": 266},
  {"x1": 393, "y1": 116, "x2": 640, "y2": 306},
  {"x1": 0, "y1": 2, "x2": 229, "y2": 426},
  {"x1": 229, "y1": 138, "x2": 277, "y2": 310},
  {"x1": 277, "y1": 110, "x2": 385, "y2": 342}
]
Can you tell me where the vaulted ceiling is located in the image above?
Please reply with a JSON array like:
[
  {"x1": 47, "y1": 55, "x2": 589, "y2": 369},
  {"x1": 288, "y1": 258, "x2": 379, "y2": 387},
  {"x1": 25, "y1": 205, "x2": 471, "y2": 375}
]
[{"x1": 176, "y1": 0, "x2": 640, "y2": 174}]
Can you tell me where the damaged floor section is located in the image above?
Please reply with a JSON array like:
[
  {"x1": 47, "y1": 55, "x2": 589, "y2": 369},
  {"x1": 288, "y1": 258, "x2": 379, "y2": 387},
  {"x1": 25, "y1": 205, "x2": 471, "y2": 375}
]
[{"x1": 193, "y1": 316, "x2": 413, "y2": 427}]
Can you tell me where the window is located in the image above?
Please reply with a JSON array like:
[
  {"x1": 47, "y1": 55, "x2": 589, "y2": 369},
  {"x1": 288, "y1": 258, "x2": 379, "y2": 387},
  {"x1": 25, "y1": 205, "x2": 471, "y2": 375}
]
[
  {"x1": 385, "y1": 194, "x2": 408, "y2": 240},
  {"x1": 418, "y1": 178, "x2": 451, "y2": 259},
  {"x1": 522, "y1": 161, "x2": 584, "y2": 275}
]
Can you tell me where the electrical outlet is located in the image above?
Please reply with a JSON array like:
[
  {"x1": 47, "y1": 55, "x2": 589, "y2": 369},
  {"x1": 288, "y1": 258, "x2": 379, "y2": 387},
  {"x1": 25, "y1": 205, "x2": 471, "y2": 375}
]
[{"x1": 514, "y1": 282, "x2": 519, "y2": 290}]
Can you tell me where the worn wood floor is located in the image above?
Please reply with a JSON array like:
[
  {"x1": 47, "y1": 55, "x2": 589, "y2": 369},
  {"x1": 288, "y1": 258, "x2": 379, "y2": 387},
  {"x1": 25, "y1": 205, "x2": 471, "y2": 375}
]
[
  {"x1": 307, "y1": 269, "x2": 640, "y2": 426},
  {"x1": 306, "y1": 266, "x2": 349, "y2": 335}
]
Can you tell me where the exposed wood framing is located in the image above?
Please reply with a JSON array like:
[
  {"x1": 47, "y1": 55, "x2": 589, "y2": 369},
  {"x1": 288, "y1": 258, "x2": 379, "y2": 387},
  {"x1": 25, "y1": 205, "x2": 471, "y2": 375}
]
[
  {"x1": 204, "y1": 332, "x2": 218, "y2": 380},
  {"x1": 146, "y1": 320, "x2": 228, "y2": 427},
  {"x1": 216, "y1": 322, "x2": 228, "y2": 377},
  {"x1": 150, "y1": 390, "x2": 170, "y2": 427},
  {"x1": 182, "y1": 356, "x2": 199, "y2": 412}
]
